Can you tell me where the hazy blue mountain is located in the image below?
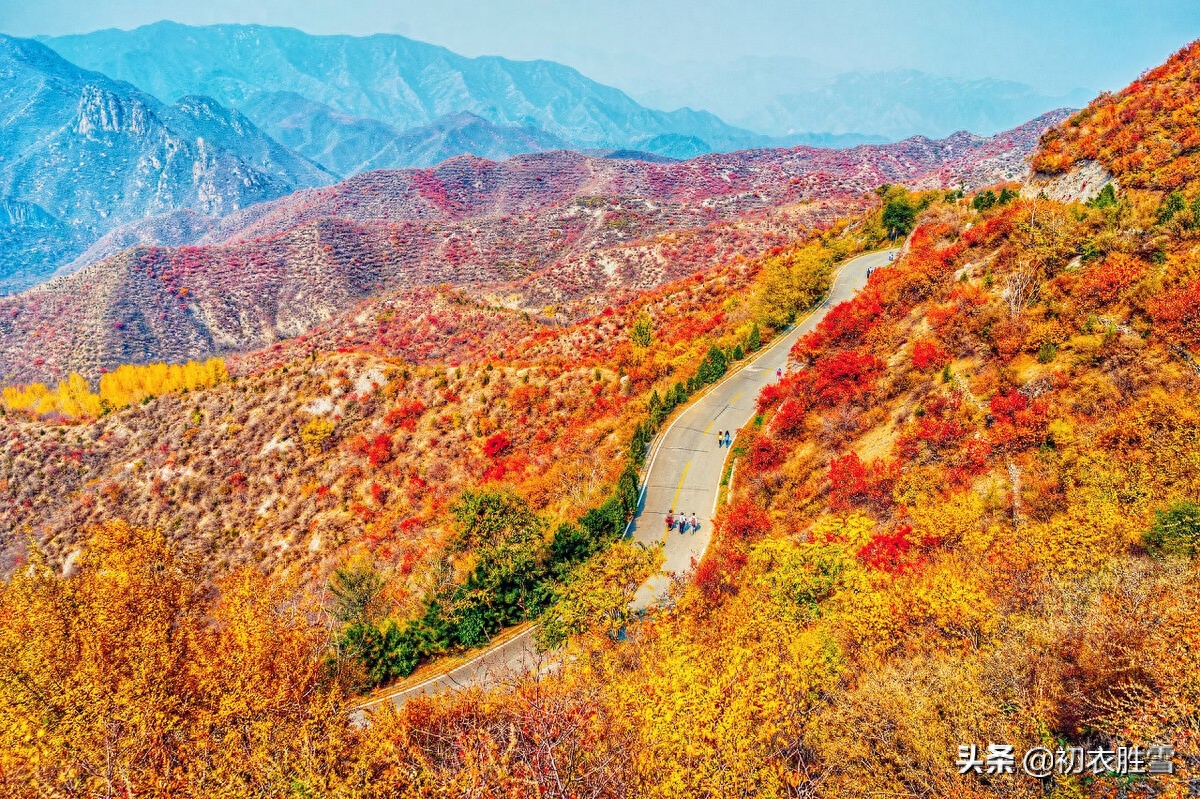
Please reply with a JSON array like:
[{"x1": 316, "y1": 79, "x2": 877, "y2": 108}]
[
  {"x1": 0, "y1": 34, "x2": 334, "y2": 291},
  {"x1": 614, "y1": 56, "x2": 1088, "y2": 141},
  {"x1": 363, "y1": 112, "x2": 570, "y2": 170},
  {"x1": 238, "y1": 92, "x2": 408, "y2": 176},
  {"x1": 42, "y1": 22, "x2": 766, "y2": 159},
  {"x1": 239, "y1": 94, "x2": 570, "y2": 174},
  {"x1": 731, "y1": 70, "x2": 1089, "y2": 140}
]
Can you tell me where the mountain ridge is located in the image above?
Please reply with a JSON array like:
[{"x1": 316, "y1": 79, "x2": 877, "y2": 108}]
[{"x1": 40, "y1": 22, "x2": 768, "y2": 160}]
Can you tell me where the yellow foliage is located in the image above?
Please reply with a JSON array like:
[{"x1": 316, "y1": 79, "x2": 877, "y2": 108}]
[
  {"x1": 752, "y1": 243, "x2": 835, "y2": 328},
  {"x1": 0, "y1": 521, "x2": 349, "y2": 797},
  {"x1": 0, "y1": 358, "x2": 228, "y2": 420},
  {"x1": 301, "y1": 417, "x2": 337, "y2": 456}
]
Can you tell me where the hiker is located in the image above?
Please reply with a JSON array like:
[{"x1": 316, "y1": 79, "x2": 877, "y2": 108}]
[
  {"x1": 665, "y1": 510, "x2": 674, "y2": 531},
  {"x1": 689, "y1": 513, "x2": 699, "y2": 532},
  {"x1": 723, "y1": 430, "x2": 732, "y2": 447}
]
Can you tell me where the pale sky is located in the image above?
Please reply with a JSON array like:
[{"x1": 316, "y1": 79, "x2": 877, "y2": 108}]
[{"x1": 2, "y1": 0, "x2": 1198, "y2": 96}]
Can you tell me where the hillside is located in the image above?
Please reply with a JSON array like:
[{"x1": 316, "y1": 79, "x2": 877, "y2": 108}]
[
  {"x1": 0, "y1": 114, "x2": 1063, "y2": 386},
  {"x1": 41, "y1": 22, "x2": 764, "y2": 161},
  {"x1": 0, "y1": 35, "x2": 334, "y2": 291},
  {"x1": 1033, "y1": 39, "x2": 1200, "y2": 195}
]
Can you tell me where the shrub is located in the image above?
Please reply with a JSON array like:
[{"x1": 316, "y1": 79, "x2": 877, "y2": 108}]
[
  {"x1": 1144, "y1": 500, "x2": 1200, "y2": 557},
  {"x1": 300, "y1": 418, "x2": 336, "y2": 456}
]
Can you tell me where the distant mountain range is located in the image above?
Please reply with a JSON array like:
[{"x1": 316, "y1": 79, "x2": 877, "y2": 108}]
[
  {"x1": 0, "y1": 34, "x2": 334, "y2": 291},
  {"x1": 40, "y1": 22, "x2": 771, "y2": 164},
  {"x1": 612, "y1": 55, "x2": 1093, "y2": 141},
  {"x1": 736, "y1": 70, "x2": 1095, "y2": 141},
  {"x1": 0, "y1": 21, "x2": 1082, "y2": 295}
]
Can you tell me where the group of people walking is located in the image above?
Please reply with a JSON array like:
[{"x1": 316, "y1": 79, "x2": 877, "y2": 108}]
[
  {"x1": 716, "y1": 429, "x2": 733, "y2": 448},
  {"x1": 664, "y1": 510, "x2": 700, "y2": 534}
]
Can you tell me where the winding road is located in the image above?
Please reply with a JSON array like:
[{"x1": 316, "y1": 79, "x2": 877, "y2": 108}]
[
  {"x1": 356, "y1": 247, "x2": 895, "y2": 717},
  {"x1": 628, "y1": 247, "x2": 896, "y2": 606}
]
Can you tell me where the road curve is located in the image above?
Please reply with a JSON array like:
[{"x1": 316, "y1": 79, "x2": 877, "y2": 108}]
[
  {"x1": 352, "y1": 627, "x2": 543, "y2": 723},
  {"x1": 356, "y1": 247, "x2": 895, "y2": 717},
  {"x1": 628, "y1": 247, "x2": 897, "y2": 607}
]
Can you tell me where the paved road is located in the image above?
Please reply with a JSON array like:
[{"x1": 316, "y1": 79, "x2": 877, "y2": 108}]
[
  {"x1": 356, "y1": 248, "x2": 895, "y2": 716},
  {"x1": 351, "y1": 627, "x2": 543, "y2": 723},
  {"x1": 628, "y1": 247, "x2": 896, "y2": 607}
]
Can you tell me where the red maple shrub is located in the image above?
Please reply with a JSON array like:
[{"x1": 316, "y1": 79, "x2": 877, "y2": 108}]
[
  {"x1": 827, "y1": 452, "x2": 898, "y2": 513},
  {"x1": 911, "y1": 340, "x2": 950, "y2": 371},
  {"x1": 484, "y1": 431, "x2": 512, "y2": 458}
]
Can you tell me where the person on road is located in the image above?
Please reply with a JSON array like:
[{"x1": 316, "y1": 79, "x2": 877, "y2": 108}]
[
  {"x1": 717, "y1": 429, "x2": 725, "y2": 448},
  {"x1": 689, "y1": 513, "x2": 699, "y2": 533},
  {"x1": 665, "y1": 510, "x2": 674, "y2": 531},
  {"x1": 776, "y1": 367, "x2": 783, "y2": 380},
  {"x1": 679, "y1": 514, "x2": 688, "y2": 534},
  {"x1": 723, "y1": 430, "x2": 732, "y2": 447}
]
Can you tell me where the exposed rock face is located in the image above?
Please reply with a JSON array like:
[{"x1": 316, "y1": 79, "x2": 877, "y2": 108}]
[
  {"x1": 1022, "y1": 159, "x2": 1115, "y2": 203},
  {"x1": 0, "y1": 35, "x2": 333, "y2": 292}
]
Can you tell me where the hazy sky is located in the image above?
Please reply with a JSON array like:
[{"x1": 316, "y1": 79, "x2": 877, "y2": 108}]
[{"x1": 2, "y1": 0, "x2": 1198, "y2": 96}]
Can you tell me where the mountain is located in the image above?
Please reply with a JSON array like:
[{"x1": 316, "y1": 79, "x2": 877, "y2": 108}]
[
  {"x1": 614, "y1": 55, "x2": 1089, "y2": 140},
  {"x1": 0, "y1": 34, "x2": 335, "y2": 292},
  {"x1": 356, "y1": 112, "x2": 570, "y2": 172},
  {"x1": 40, "y1": 22, "x2": 766, "y2": 162},
  {"x1": 160, "y1": 94, "x2": 335, "y2": 185},
  {"x1": 238, "y1": 97, "x2": 571, "y2": 176},
  {"x1": 738, "y1": 70, "x2": 1092, "y2": 140},
  {"x1": 0, "y1": 112, "x2": 1065, "y2": 386}
]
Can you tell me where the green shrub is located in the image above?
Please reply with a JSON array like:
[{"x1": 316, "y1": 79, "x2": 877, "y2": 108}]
[{"x1": 1144, "y1": 500, "x2": 1200, "y2": 557}]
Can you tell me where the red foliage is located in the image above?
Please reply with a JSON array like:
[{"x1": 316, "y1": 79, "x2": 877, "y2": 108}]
[
  {"x1": 811, "y1": 350, "x2": 885, "y2": 406},
  {"x1": 1075, "y1": 254, "x2": 1145, "y2": 306},
  {"x1": 716, "y1": 498, "x2": 773, "y2": 541},
  {"x1": 896, "y1": 393, "x2": 972, "y2": 463},
  {"x1": 748, "y1": 435, "x2": 785, "y2": 471},
  {"x1": 797, "y1": 291, "x2": 884, "y2": 356},
  {"x1": 483, "y1": 431, "x2": 512, "y2": 459},
  {"x1": 367, "y1": 434, "x2": 393, "y2": 467},
  {"x1": 857, "y1": 525, "x2": 927, "y2": 574},
  {"x1": 911, "y1": 340, "x2": 950, "y2": 371},
  {"x1": 1149, "y1": 280, "x2": 1200, "y2": 348},
  {"x1": 384, "y1": 399, "x2": 426, "y2": 431},
  {"x1": 370, "y1": 482, "x2": 388, "y2": 505},
  {"x1": 694, "y1": 545, "x2": 749, "y2": 601},
  {"x1": 989, "y1": 389, "x2": 1048, "y2": 450},
  {"x1": 827, "y1": 452, "x2": 897, "y2": 513},
  {"x1": 773, "y1": 398, "x2": 810, "y2": 438},
  {"x1": 988, "y1": 388, "x2": 1027, "y2": 419}
]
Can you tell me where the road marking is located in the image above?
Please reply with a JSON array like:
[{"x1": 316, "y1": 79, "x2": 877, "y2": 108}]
[{"x1": 671, "y1": 461, "x2": 691, "y2": 509}]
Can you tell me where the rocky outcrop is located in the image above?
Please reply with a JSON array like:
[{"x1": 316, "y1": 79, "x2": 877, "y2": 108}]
[
  {"x1": 0, "y1": 35, "x2": 332, "y2": 292},
  {"x1": 1022, "y1": 158, "x2": 1114, "y2": 203}
]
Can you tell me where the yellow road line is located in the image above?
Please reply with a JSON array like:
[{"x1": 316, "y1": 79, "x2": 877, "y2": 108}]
[
  {"x1": 662, "y1": 461, "x2": 692, "y2": 542},
  {"x1": 703, "y1": 392, "x2": 744, "y2": 436}
]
